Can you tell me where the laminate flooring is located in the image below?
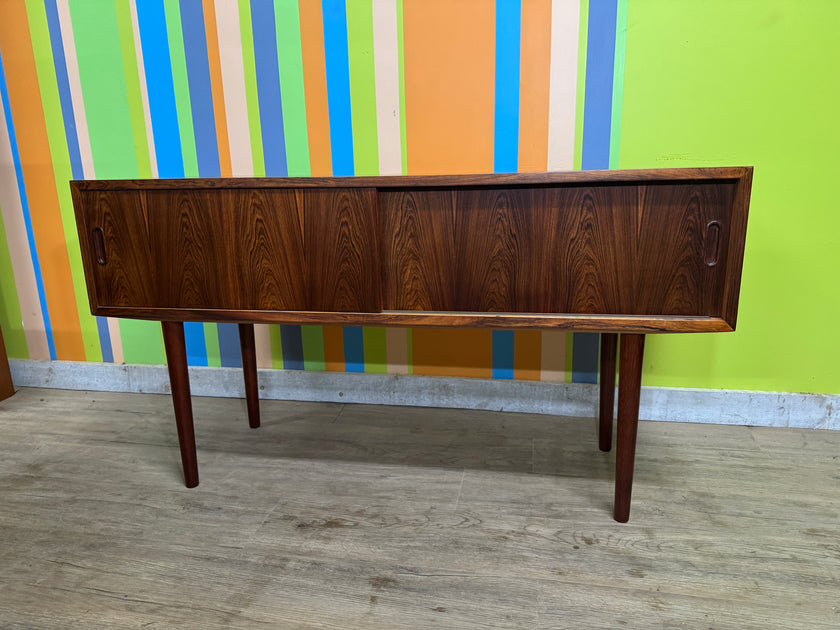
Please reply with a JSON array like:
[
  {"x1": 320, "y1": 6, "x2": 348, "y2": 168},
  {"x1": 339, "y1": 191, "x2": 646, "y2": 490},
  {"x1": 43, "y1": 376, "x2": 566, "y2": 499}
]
[{"x1": 0, "y1": 387, "x2": 838, "y2": 629}]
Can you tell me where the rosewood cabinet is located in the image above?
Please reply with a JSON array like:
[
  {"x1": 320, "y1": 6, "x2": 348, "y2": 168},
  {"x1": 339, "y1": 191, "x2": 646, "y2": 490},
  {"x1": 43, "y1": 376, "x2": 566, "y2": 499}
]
[{"x1": 71, "y1": 168, "x2": 752, "y2": 522}]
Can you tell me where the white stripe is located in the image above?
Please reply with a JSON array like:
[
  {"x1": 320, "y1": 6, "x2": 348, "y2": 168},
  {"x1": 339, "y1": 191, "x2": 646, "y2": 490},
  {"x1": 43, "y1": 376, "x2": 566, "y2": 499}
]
[
  {"x1": 372, "y1": 0, "x2": 401, "y2": 175},
  {"x1": 546, "y1": 0, "x2": 580, "y2": 171},
  {"x1": 128, "y1": 0, "x2": 158, "y2": 178},
  {"x1": 56, "y1": 0, "x2": 95, "y2": 180},
  {"x1": 254, "y1": 324, "x2": 272, "y2": 369},
  {"x1": 540, "y1": 330, "x2": 566, "y2": 382},
  {"x1": 0, "y1": 97, "x2": 52, "y2": 360},
  {"x1": 214, "y1": 0, "x2": 253, "y2": 177},
  {"x1": 107, "y1": 317, "x2": 124, "y2": 364}
]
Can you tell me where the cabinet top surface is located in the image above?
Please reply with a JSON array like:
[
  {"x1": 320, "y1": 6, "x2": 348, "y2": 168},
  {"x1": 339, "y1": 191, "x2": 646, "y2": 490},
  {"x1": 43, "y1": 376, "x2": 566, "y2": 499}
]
[{"x1": 72, "y1": 167, "x2": 752, "y2": 191}]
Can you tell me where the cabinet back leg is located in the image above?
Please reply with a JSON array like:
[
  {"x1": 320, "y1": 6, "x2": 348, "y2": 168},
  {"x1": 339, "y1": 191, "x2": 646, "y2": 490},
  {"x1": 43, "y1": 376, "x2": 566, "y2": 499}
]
[
  {"x1": 598, "y1": 333, "x2": 618, "y2": 451},
  {"x1": 238, "y1": 323, "x2": 261, "y2": 429}
]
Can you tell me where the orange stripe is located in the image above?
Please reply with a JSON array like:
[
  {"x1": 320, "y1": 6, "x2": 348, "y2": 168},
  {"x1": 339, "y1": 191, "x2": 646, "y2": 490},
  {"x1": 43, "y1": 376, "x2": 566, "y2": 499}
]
[
  {"x1": 0, "y1": 4, "x2": 85, "y2": 361},
  {"x1": 412, "y1": 329, "x2": 492, "y2": 379},
  {"x1": 514, "y1": 331, "x2": 542, "y2": 381},
  {"x1": 518, "y1": 0, "x2": 552, "y2": 172},
  {"x1": 403, "y1": 0, "x2": 495, "y2": 175},
  {"x1": 322, "y1": 325, "x2": 344, "y2": 372},
  {"x1": 299, "y1": 0, "x2": 332, "y2": 176},
  {"x1": 203, "y1": 0, "x2": 232, "y2": 177}
]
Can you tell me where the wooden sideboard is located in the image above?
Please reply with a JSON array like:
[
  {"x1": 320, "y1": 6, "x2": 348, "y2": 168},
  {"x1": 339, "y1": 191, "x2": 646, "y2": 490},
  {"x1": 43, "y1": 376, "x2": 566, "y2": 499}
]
[{"x1": 70, "y1": 167, "x2": 752, "y2": 522}]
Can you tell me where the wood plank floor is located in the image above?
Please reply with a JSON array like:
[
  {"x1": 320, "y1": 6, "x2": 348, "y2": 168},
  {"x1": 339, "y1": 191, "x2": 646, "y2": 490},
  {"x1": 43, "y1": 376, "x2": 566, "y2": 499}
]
[{"x1": 0, "y1": 387, "x2": 838, "y2": 629}]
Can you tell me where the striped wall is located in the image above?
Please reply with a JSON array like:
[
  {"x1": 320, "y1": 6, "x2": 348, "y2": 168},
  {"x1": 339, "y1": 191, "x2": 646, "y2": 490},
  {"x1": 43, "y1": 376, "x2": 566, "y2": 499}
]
[{"x1": 0, "y1": 0, "x2": 628, "y2": 383}]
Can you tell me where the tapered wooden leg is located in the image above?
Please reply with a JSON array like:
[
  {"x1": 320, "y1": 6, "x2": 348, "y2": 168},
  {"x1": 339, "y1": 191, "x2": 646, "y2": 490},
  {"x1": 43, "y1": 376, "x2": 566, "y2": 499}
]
[
  {"x1": 614, "y1": 333, "x2": 645, "y2": 523},
  {"x1": 162, "y1": 321, "x2": 198, "y2": 488},
  {"x1": 598, "y1": 333, "x2": 618, "y2": 452},
  {"x1": 238, "y1": 323, "x2": 260, "y2": 429}
]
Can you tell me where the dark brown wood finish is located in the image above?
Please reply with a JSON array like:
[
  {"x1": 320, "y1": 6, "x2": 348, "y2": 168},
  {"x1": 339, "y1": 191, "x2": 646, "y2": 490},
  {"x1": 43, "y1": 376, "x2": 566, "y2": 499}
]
[
  {"x1": 70, "y1": 168, "x2": 753, "y2": 522},
  {"x1": 161, "y1": 321, "x2": 198, "y2": 488},
  {"x1": 305, "y1": 188, "x2": 380, "y2": 312},
  {"x1": 598, "y1": 333, "x2": 617, "y2": 452},
  {"x1": 614, "y1": 333, "x2": 646, "y2": 523},
  {"x1": 238, "y1": 324, "x2": 260, "y2": 429}
]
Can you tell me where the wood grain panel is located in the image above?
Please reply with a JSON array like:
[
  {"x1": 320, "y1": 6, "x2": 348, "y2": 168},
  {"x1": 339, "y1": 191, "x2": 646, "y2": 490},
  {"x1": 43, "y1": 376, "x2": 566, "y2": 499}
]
[
  {"x1": 144, "y1": 189, "x2": 306, "y2": 310},
  {"x1": 381, "y1": 190, "x2": 457, "y2": 310},
  {"x1": 632, "y1": 182, "x2": 735, "y2": 316},
  {"x1": 549, "y1": 185, "x2": 636, "y2": 314},
  {"x1": 305, "y1": 188, "x2": 380, "y2": 312},
  {"x1": 80, "y1": 191, "x2": 157, "y2": 309},
  {"x1": 454, "y1": 188, "x2": 547, "y2": 312}
]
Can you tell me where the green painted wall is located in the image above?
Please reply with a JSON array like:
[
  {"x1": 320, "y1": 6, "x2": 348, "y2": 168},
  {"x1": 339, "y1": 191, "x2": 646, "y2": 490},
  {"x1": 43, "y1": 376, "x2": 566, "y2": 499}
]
[{"x1": 620, "y1": 0, "x2": 840, "y2": 394}]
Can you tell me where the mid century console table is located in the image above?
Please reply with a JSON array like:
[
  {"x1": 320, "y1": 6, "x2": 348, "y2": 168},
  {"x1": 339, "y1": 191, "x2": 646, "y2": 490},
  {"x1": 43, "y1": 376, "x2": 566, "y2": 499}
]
[{"x1": 70, "y1": 167, "x2": 752, "y2": 522}]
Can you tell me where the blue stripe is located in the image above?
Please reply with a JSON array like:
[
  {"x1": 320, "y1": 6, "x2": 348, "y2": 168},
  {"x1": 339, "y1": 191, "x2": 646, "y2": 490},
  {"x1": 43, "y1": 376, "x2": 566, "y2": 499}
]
[
  {"x1": 135, "y1": 0, "x2": 184, "y2": 178},
  {"x1": 251, "y1": 0, "x2": 288, "y2": 176},
  {"x1": 44, "y1": 0, "x2": 84, "y2": 181},
  {"x1": 179, "y1": 0, "x2": 220, "y2": 177},
  {"x1": 581, "y1": 0, "x2": 617, "y2": 171},
  {"x1": 493, "y1": 0, "x2": 520, "y2": 174},
  {"x1": 575, "y1": 0, "x2": 618, "y2": 383},
  {"x1": 279, "y1": 325, "x2": 304, "y2": 370},
  {"x1": 0, "y1": 52, "x2": 57, "y2": 360},
  {"x1": 184, "y1": 322, "x2": 208, "y2": 366},
  {"x1": 95, "y1": 317, "x2": 113, "y2": 363},
  {"x1": 321, "y1": 0, "x2": 354, "y2": 176},
  {"x1": 492, "y1": 330, "x2": 514, "y2": 379},
  {"x1": 342, "y1": 326, "x2": 364, "y2": 373},
  {"x1": 218, "y1": 323, "x2": 242, "y2": 368}
]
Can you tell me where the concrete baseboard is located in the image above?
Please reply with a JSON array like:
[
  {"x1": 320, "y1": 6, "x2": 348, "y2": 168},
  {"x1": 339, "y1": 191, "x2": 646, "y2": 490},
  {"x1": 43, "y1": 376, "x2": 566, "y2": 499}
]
[{"x1": 8, "y1": 359, "x2": 838, "y2": 430}]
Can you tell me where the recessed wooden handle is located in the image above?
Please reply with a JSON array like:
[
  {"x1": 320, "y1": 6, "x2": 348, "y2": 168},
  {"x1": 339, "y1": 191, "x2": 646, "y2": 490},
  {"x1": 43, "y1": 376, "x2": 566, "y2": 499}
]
[
  {"x1": 704, "y1": 221, "x2": 721, "y2": 266},
  {"x1": 92, "y1": 227, "x2": 107, "y2": 265}
]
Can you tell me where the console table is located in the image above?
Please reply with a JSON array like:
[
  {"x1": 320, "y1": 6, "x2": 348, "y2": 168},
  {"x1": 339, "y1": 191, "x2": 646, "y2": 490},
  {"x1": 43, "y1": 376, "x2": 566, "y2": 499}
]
[{"x1": 70, "y1": 168, "x2": 752, "y2": 522}]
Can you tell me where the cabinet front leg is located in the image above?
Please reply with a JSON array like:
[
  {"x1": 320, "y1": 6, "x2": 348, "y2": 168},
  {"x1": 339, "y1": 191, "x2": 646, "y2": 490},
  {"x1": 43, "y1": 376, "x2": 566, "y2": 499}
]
[
  {"x1": 614, "y1": 333, "x2": 645, "y2": 522},
  {"x1": 162, "y1": 321, "x2": 198, "y2": 488},
  {"x1": 238, "y1": 323, "x2": 260, "y2": 429},
  {"x1": 598, "y1": 333, "x2": 618, "y2": 452}
]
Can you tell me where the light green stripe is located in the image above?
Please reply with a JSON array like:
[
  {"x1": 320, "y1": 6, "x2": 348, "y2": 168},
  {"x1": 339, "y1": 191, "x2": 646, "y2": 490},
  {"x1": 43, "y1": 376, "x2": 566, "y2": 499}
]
[
  {"x1": 269, "y1": 324, "x2": 283, "y2": 369},
  {"x1": 363, "y1": 327, "x2": 387, "y2": 373},
  {"x1": 70, "y1": 0, "x2": 137, "y2": 179},
  {"x1": 164, "y1": 0, "x2": 199, "y2": 177},
  {"x1": 397, "y1": 0, "x2": 407, "y2": 175},
  {"x1": 204, "y1": 322, "x2": 221, "y2": 367},
  {"x1": 346, "y1": 0, "x2": 379, "y2": 175},
  {"x1": 609, "y1": 0, "x2": 628, "y2": 169},
  {"x1": 0, "y1": 203, "x2": 29, "y2": 359},
  {"x1": 301, "y1": 325, "x2": 325, "y2": 371},
  {"x1": 275, "y1": 0, "x2": 310, "y2": 176},
  {"x1": 70, "y1": 1, "x2": 165, "y2": 364},
  {"x1": 573, "y1": 0, "x2": 589, "y2": 171},
  {"x1": 117, "y1": 320, "x2": 164, "y2": 365},
  {"x1": 239, "y1": 0, "x2": 265, "y2": 177},
  {"x1": 25, "y1": 0, "x2": 101, "y2": 362},
  {"x1": 114, "y1": 0, "x2": 153, "y2": 178}
]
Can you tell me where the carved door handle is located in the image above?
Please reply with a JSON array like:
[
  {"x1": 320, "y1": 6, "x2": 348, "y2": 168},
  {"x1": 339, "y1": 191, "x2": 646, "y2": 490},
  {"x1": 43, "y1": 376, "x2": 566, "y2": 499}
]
[
  {"x1": 704, "y1": 221, "x2": 721, "y2": 266},
  {"x1": 92, "y1": 227, "x2": 107, "y2": 265}
]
